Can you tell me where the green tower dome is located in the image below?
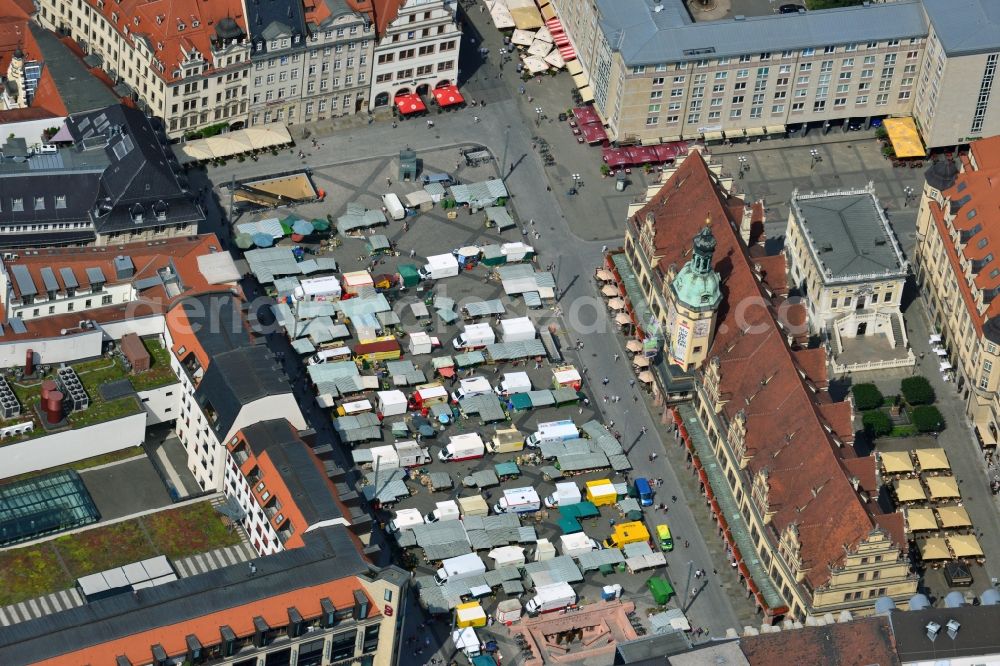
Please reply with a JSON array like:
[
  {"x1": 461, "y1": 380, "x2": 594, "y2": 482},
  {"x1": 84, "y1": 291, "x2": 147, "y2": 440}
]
[{"x1": 671, "y1": 221, "x2": 722, "y2": 312}]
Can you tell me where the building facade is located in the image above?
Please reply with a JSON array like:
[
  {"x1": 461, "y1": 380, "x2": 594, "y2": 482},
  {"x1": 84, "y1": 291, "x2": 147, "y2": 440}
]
[
  {"x1": 245, "y1": 0, "x2": 374, "y2": 127},
  {"x1": 914, "y1": 137, "x2": 1000, "y2": 448},
  {"x1": 550, "y1": 0, "x2": 1000, "y2": 149},
  {"x1": 369, "y1": 0, "x2": 461, "y2": 110},
  {"x1": 784, "y1": 187, "x2": 913, "y2": 372},
  {"x1": 617, "y1": 150, "x2": 917, "y2": 622},
  {"x1": 167, "y1": 293, "x2": 306, "y2": 492},
  {"x1": 36, "y1": 0, "x2": 252, "y2": 138}
]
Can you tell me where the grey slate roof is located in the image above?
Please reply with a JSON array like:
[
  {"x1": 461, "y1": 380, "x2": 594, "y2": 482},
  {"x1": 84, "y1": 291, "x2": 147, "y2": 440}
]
[
  {"x1": 194, "y1": 345, "x2": 290, "y2": 440},
  {"x1": 246, "y1": 0, "x2": 307, "y2": 52},
  {"x1": 241, "y1": 419, "x2": 344, "y2": 525},
  {"x1": 791, "y1": 191, "x2": 908, "y2": 281},
  {"x1": 0, "y1": 526, "x2": 381, "y2": 664},
  {"x1": 922, "y1": 0, "x2": 1000, "y2": 56},
  {"x1": 596, "y1": 0, "x2": 927, "y2": 65},
  {"x1": 29, "y1": 24, "x2": 119, "y2": 114},
  {"x1": 889, "y1": 606, "x2": 1000, "y2": 662}
]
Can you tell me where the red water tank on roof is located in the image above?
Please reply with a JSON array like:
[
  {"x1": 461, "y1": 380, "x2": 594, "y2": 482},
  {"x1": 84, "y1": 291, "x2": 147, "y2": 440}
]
[
  {"x1": 25, "y1": 349, "x2": 33, "y2": 376},
  {"x1": 40, "y1": 379, "x2": 57, "y2": 402},
  {"x1": 45, "y1": 391, "x2": 63, "y2": 425}
]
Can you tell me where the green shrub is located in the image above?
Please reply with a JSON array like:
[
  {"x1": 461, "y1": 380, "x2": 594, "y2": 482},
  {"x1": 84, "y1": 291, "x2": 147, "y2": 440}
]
[
  {"x1": 911, "y1": 405, "x2": 944, "y2": 433},
  {"x1": 852, "y1": 383, "x2": 884, "y2": 410},
  {"x1": 901, "y1": 376, "x2": 935, "y2": 405},
  {"x1": 862, "y1": 410, "x2": 892, "y2": 437}
]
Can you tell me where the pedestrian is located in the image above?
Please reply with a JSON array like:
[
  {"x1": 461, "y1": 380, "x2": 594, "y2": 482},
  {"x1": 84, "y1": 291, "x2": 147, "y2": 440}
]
[
  {"x1": 613, "y1": 353, "x2": 620, "y2": 362},
  {"x1": 671, "y1": 495, "x2": 677, "y2": 502},
  {"x1": 609, "y1": 518, "x2": 615, "y2": 527},
  {"x1": 629, "y1": 378, "x2": 636, "y2": 388},
  {"x1": 641, "y1": 426, "x2": 648, "y2": 435},
  {"x1": 410, "y1": 249, "x2": 416, "y2": 257},
  {"x1": 633, "y1": 394, "x2": 639, "y2": 402},
  {"x1": 534, "y1": 231, "x2": 540, "y2": 239},
  {"x1": 601, "y1": 245, "x2": 608, "y2": 253},
  {"x1": 602, "y1": 376, "x2": 610, "y2": 385},
  {"x1": 386, "y1": 177, "x2": 392, "y2": 186},
  {"x1": 522, "y1": 226, "x2": 528, "y2": 236},
  {"x1": 609, "y1": 420, "x2": 615, "y2": 428},
  {"x1": 648, "y1": 452, "x2": 655, "y2": 462},
  {"x1": 684, "y1": 540, "x2": 690, "y2": 548}
]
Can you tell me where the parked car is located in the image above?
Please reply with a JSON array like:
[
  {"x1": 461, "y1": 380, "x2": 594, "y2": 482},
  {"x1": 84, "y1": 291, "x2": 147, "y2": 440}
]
[{"x1": 779, "y1": 4, "x2": 805, "y2": 13}]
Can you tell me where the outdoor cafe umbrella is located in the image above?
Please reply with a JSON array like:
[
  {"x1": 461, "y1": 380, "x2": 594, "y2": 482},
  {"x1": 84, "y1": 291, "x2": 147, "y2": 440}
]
[
  {"x1": 252, "y1": 232, "x2": 275, "y2": 248},
  {"x1": 633, "y1": 355, "x2": 650, "y2": 368},
  {"x1": 293, "y1": 219, "x2": 315, "y2": 236},
  {"x1": 601, "y1": 285, "x2": 620, "y2": 297},
  {"x1": 626, "y1": 340, "x2": 644, "y2": 353},
  {"x1": 234, "y1": 232, "x2": 255, "y2": 249},
  {"x1": 638, "y1": 371, "x2": 655, "y2": 383},
  {"x1": 608, "y1": 297, "x2": 626, "y2": 310},
  {"x1": 311, "y1": 218, "x2": 331, "y2": 232},
  {"x1": 615, "y1": 312, "x2": 632, "y2": 326}
]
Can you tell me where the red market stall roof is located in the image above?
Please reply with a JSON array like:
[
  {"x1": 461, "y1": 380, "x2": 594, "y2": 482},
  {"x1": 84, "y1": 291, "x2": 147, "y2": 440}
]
[
  {"x1": 573, "y1": 106, "x2": 600, "y2": 125},
  {"x1": 602, "y1": 147, "x2": 630, "y2": 167},
  {"x1": 557, "y1": 42, "x2": 576, "y2": 61},
  {"x1": 627, "y1": 146, "x2": 659, "y2": 164},
  {"x1": 653, "y1": 143, "x2": 684, "y2": 162},
  {"x1": 580, "y1": 123, "x2": 608, "y2": 145},
  {"x1": 395, "y1": 94, "x2": 426, "y2": 115},
  {"x1": 433, "y1": 85, "x2": 465, "y2": 107}
]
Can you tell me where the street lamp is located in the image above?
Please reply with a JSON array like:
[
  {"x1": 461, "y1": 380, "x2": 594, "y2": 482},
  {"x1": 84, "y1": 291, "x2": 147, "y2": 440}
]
[
  {"x1": 903, "y1": 186, "x2": 915, "y2": 207},
  {"x1": 535, "y1": 107, "x2": 543, "y2": 127},
  {"x1": 500, "y1": 125, "x2": 511, "y2": 182},
  {"x1": 571, "y1": 173, "x2": 582, "y2": 188},
  {"x1": 810, "y1": 149, "x2": 822, "y2": 169},
  {"x1": 737, "y1": 155, "x2": 749, "y2": 179}
]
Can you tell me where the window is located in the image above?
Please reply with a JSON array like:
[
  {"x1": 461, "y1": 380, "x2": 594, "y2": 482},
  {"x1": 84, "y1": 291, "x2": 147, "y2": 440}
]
[
  {"x1": 672, "y1": 75, "x2": 685, "y2": 84},
  {"x1": 876, "y1": 93, "x2": 889, "y2": 105},
  {"x1": 645, "y1": 116, "x2": 659, "y2": 126},
  {"x1": 650, "y1": 90, "x2": 665, "y2": 100},
  {"x1": 732, "y1": 95, "x2": 744, "y2": 105},
  {"x1": 34, "y1": 196, "x2": 44, "y2": 210},
  {"x1": 715, "y1": 71, "x2": 728, "y2": 80},
  {"x1": 632, "y1": 65, "x2": 646, "y2": 74},
  {"x1": 771, "y1": 104, "x2": 784, "y2": 114},
  {"x1": 11, "y1": 198, "x2": 22, "y2": 212},
  {"x1": 864, "y1": 55, "x2": 876, "y2": 65},
  {"x1": 648, "y1": 104, "x2": 660, "y2": 113},
  {"x1": 653, "y1": 77, "x2": 665, "y2": 86},
  {"x1": 802, "y1": 48, "x2": 814, "y2": 56},
  {"x1": 736, "y1": 69, "x2": 748, "y2": 79},
  {"x1": 799, "y1": 63, "x2": 812, "y2": 72}
]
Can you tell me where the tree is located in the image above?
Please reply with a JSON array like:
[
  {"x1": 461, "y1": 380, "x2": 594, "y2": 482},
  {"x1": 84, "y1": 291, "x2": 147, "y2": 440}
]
[
  {"x1": 911, "y1": 405, "x2": 945, "y2": 433},
  {"x1": 901, "y1": 376, "x2": 935, "y2": 405},
  {"x1": 852, "y1": 383, "x2": 884, "y2": 411},
  {"x1": 862, "y1": 410, "x2": 892, "y2": 438}
]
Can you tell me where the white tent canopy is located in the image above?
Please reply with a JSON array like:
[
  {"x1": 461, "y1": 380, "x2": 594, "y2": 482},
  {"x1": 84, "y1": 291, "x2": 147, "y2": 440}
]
[{"x1": 174, "y1": 123, "x2": 292, "y2": 164}]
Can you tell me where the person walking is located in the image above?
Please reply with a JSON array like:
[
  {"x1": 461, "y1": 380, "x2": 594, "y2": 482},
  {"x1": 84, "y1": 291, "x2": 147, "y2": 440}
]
[
  {"x1": 613, "y1": 353, "x2": 620, "y2": 362},
  {"x1": 602, "y1": 376, "x2": 610, "y2": 386}
]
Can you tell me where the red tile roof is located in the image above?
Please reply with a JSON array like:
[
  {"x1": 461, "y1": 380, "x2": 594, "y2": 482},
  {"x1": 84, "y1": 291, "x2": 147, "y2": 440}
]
[
  {"x1": 82, "y1": 0, "x2": 246, "y2": 84},
  {"x1": 0, "y1": 0, "x2": 70, "y2": 117},
  {"x1": 740, "y1": 616, "x2": 899, "y2": 666},
  {"x1": 344, "y1": 0, "x2": 404, "y2": 35},
  {"x1": 928, "y1": 138, "x2": 1000, "y2": 331},
  {"x1": 633, "y1": 151, "x2": 889, "y2": 588}
]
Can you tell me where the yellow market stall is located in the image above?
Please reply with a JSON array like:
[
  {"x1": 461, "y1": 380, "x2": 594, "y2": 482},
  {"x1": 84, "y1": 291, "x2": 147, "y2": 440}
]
[
  {"x1": 925, "y1": 475, "x2": 961, "y2": 501},
  {"x1": 883, "y1": 117, "x2": 926, "y2": 159},
  {"x1": 936, "y1": 505, "x2": 972, "y2": 529},
  {"x1": 948, "y1": 534, "x2": 984, "y2": 559},
  {"x1": 455, "y1": 602, "x2": 488, "y2": 628},
  {"x1": 895, "y1": 478, "x2": 926, "y2": 503},
  {"x1": 915, "y1": 448, "x2": 950, "y2": 472},
  {"x1": 881, "y1": 450, "x2": 914, "y2": 475},
  {"x1": 905, "y1": 508, "x2": 937, "y2": 533},
  {"x1": 919, "y1": 537, "x2": 951, "y2": 561}
]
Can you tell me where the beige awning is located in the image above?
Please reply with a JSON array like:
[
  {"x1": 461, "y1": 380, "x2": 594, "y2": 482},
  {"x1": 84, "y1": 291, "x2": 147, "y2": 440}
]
[
  {"x1": 948, "y1": 534, "x2": 984, "y2": 558},
  {"x1": 919, "y1": 537, "x2": 951, "y2": 561},
  {"x1": 745, "y1": 127, "x2": 766, "y2": 137},
  {"x1": 915, "y1": 448, "x2": 950, "y2": 471},
  {"x1": 615, "y1": 312, "x2": 632, "y2": 326},
  {"x1": 638, "y1": 371, "x2": 655, "y2": 383},
  {"x1": 936, "y1": 505, "x2": 972, "y2": 529},
  {"x1": 572, "y1": 72, "x2": 589, "y2": 89},
  {"x1": 976, "y1": 422, "x2": 997, "y2": 445},
  {"x1": 540, "y1": 3, "x2": 556, "y2": 21},
  {"x1": 764, "y1": 125, "x2": 786, "y2": 135},
  {"x1": 895, "y1": 478, "x2": 926, "y2": 503},
  {"x1": 511, "y1": 29, "x2": 535, "y2": 46},
  {"x1": 566, "y1": 59, "x2": 583, "y2": 76},
  {"x1": 704, "y1": 130, "x2": 724, "y2": 141},
  {"x1": 626, "y1": 340, "x2": 644, "y2": 353},
  {"x1": 905, "y1": 508, "x2": 937, "y2": 533},
  {"x1": 608, "y1": 297, "x2": 626, "y2": 310},
  {"x1": 602, "y1": 285, "x2": 621, "y2": 297},
  {"x1": 925, "y1": 475, "x2": 960, "y2": 500},
  {"x1": 881, "y1": 450, "x2": 914, "y2": 474},
  {"x1": 578, "y1": 86, "x2": 594, "y2": 103},
  {"x1": 883, "y1": 116, "x2": 926, "y2": 158},
  {"x1": 528, "y1": 39, "x2": 552, "y2": 57},
  {"x1": 633, "y1": 355, "x2": 650, "y2": 368},
  {"x1": 595, "y1": 269, "x2": 614, "y2": 282}
]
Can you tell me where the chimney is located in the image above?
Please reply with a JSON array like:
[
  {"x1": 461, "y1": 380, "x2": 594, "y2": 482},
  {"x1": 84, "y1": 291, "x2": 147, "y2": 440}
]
[{"x1": 24, "y1": 348, "x2": 33, "y2": 376}]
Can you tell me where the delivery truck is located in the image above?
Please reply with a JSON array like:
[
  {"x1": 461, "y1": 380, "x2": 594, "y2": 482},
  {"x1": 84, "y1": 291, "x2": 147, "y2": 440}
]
[
  {"x1": 420, "y1": 253, "x2": 460, "y2": 280},
  {"x1": 493, "y1": 487, "x2": 541, "y2": 514},
  {"x1": 307, "y1": 345, "x2": 352, "y2": 365},
  {"x1": 489, "y1": 426, "x2": 525, "y2": 453},
  {"x1": 435, "y1": 553, "x2": 487, "y2": 585},
  {"x1": 525, "y1": 582, "x2": 577, "y2": 614},
  {"x1": 559, "y1": 533, "x2": 601, "y2": 558},
  {"x1": 500, "y1": 317, "x2": 536, "y2": 342},
  {"x1": 388, "y1": 508, "x2": 424, "y2": 533},
  {"x1": 452, "y1": 323, "x2": 495, "y2": 350},
  {"x1": 494, "y1": 372, "x2": 532, "y2": 397},
  {"x1": 585, "y1": 479, "x2": 618, "y2": 507},
  {"x1": 544, "y1": 481, "x2": 582, "y2": 508},
  {"x1": 525, "y1": 420, "x2": 580, "y2": 448},
  {"x1": 603, "y1": 521, "x2": 651, "y2": 549},
  {"x1": 424, "y1": 499, "x2": 461, "y2": 523},
  {"x1": 382, "y1": 192, "x2": 405, "y2": 221},
  {"x1": 438, "y1": 433, "x2": 486, "y2": 462},
  {"x1": 450, "y1": 376, "x2": 493, "y2": 402},
  {"x1": 458, "y1": 495, "x2": 490, "y2": 518}
]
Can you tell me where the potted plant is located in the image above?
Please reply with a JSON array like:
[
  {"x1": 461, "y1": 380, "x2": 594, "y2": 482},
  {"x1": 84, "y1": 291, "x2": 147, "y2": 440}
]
[{"x1": 601, "y1": 164, "x2": 611, "y2": 177}]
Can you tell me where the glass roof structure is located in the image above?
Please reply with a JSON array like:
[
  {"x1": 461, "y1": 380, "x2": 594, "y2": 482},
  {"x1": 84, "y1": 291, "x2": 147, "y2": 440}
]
[{"x1": 0, "y1": 470, "x2": 100, "y2": 546}]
